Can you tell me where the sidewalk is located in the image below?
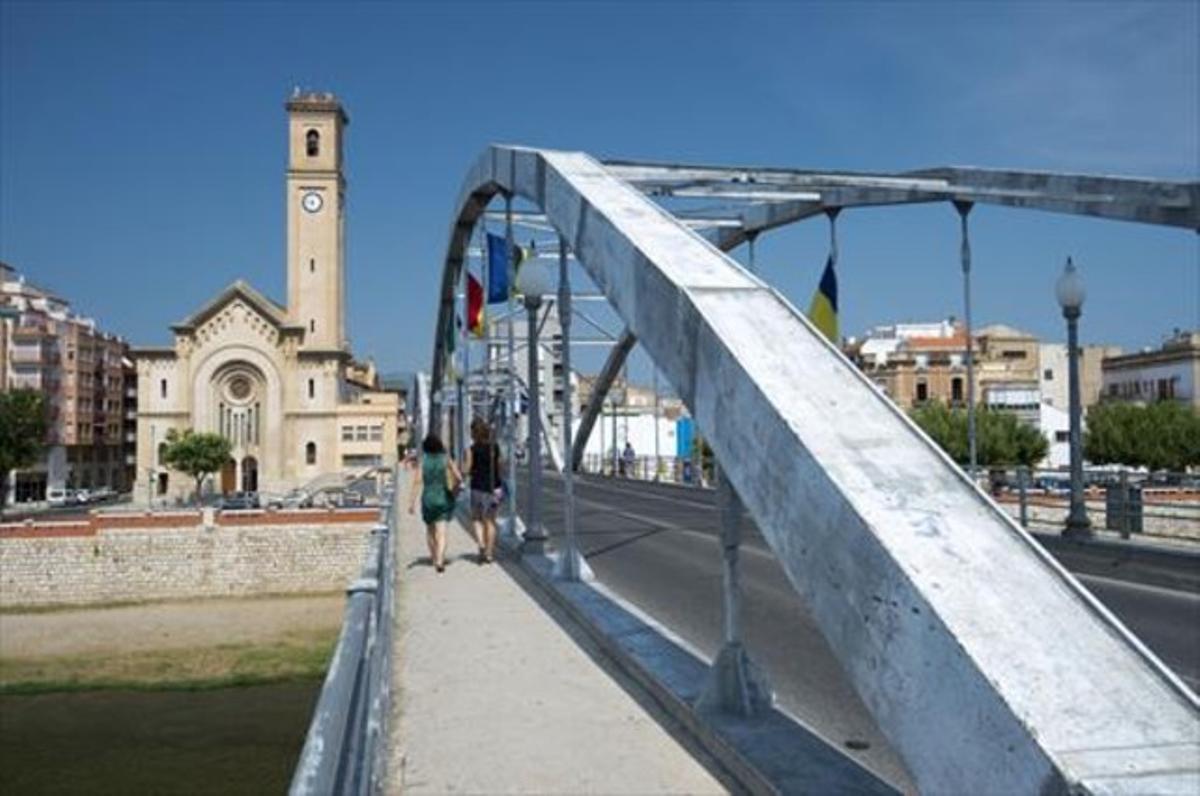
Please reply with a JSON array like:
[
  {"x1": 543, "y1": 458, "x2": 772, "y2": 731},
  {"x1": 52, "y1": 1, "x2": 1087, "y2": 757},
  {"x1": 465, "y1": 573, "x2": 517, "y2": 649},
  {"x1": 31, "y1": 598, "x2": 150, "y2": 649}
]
[{"x1": 387, "y1": 485, "x2": 726, "y2": 794}]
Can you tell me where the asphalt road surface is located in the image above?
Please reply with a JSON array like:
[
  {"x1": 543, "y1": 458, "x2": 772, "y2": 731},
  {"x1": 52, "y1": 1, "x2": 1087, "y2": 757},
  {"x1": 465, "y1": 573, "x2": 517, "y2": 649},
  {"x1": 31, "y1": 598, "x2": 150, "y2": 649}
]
[{"x1": 512, "y1": 472, "x2": 1200, "y2": 792}]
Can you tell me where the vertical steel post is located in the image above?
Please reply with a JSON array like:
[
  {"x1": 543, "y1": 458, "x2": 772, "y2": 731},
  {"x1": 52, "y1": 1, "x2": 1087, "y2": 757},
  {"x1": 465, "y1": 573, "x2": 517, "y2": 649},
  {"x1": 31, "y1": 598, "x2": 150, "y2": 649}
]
[
  {"x1": 1119, "y1": 468, "x2": 1130, "y2": 539},
  {"x1": 1063, "y1": 307, "x2": 1092, "y2": 537},
  {"x1": 553, "y1": 236, "x2": 591, "y2": 580},
  {"x1": 459, "y1": 264, "x2": 469, "y2": 466},
  {"x1": 610, "y1": 396, "x2": 618, "y2": 477},
  {"x1": 479, "y1": 217, "x2": 490, "y2": 433},
  {"x1": 696, "y1": 464, "x2": 772, "y2": 717},
  {"x1": 1018, "y1": 465, "x2": 1029, "y2": 528},
  {"x1": 652, "y1": 366, "x2": 660, "y2": 481},
  {"x1": 955, "y1": 200, "x2": 978, "y2": 481},
  {"x1": 504, "y1": 195, "x2": 519, "y2": 538}
]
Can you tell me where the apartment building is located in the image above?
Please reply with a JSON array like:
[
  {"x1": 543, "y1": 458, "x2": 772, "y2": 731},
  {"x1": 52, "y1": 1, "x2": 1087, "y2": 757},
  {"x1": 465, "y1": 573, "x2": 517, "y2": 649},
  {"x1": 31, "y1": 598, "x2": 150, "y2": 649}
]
[
  {"x1": 1101, "y1": 329, "x2": 1200, "y2": 409},
  {"x1": 847, "y1": 320, "x2": 1044, "y2": 423},
  {"x1": 1038, "y1": 342, "x2": 1120, "y2": 410},
  {"x1": 1, "y1": 262, "x2": 131, "y2": 503}
]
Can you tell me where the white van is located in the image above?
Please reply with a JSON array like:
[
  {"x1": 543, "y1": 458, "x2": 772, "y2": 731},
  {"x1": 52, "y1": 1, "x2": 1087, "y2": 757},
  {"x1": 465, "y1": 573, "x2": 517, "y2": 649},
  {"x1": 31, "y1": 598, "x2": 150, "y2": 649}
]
[{"x1": 47, "y1": 488, "x2": 72, "y2": 507}]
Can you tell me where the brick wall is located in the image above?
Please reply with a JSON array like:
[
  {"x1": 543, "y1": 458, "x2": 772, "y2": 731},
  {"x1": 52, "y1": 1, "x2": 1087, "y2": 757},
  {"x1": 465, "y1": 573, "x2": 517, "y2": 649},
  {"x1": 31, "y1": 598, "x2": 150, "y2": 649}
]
[{"x1": 0, "y1": 509, "x2": 380, "y2": 608}]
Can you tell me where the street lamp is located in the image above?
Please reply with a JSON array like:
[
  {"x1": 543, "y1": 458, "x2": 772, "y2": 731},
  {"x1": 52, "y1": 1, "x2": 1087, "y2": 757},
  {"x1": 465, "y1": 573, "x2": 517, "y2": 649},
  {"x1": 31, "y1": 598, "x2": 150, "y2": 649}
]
[
  {"x1": 1056, "y1": 256, "x2": 1091, "y2": 538},
  {"x1": 517, "y1": 255, "x2": 556, "y2": 552}
]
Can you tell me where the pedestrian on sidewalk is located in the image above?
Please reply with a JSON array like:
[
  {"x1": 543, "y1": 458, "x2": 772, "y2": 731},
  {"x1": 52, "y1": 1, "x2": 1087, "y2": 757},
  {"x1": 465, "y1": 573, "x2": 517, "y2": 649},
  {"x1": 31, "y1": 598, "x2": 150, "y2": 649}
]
[
  {"x1": 465, "y1": 419, "x2": 504, "y2": 564},
  {"x1": 408, "y1": 433, "x2": 462, "y2": 573}
]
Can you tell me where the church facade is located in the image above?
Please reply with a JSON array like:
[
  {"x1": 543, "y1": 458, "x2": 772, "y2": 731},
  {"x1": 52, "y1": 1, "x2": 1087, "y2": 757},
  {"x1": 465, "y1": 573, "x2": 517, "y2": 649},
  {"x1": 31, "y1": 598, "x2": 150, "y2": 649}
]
[{"x1": 133, "y1": 93, "x2": 398, "y2": 502}]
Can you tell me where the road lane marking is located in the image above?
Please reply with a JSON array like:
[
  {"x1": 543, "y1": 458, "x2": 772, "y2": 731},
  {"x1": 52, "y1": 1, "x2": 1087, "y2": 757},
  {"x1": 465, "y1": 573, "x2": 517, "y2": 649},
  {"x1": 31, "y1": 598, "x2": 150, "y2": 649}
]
[
  {"x1": 568, "y1": 493, "x2": 776, "y2": 560},
  {"x1": 1076, "y1": 573, "x2": 1200, "y2": 601}
]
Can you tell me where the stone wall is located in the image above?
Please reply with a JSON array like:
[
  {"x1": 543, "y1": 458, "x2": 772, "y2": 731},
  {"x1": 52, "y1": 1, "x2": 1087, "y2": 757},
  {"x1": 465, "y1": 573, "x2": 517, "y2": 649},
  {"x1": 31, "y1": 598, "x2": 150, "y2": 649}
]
[{"x1": 0, "y1": 508, "x2": 379, "y2": 608}]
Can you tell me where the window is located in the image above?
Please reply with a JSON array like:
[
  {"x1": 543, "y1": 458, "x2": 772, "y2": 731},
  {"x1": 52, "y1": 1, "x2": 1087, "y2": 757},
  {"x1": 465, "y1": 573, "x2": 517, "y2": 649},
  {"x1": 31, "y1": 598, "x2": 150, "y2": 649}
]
[
  {"x1": 1001, "y1": 350, "x2": 1027, "y2": 360},
  {"x1": 369, "y1": 425, "x2": 382, "y2": 441},
  {"x1": 157, "y1": 442, "x2": 167, "y2": 466},
  {"x1": 309, "y1": 258, "x2": 315, "y2": 273},
  {"x1": 309, "y1": 319, "x2": 315, "y2": 333},
  {"x1": 306, "y1": 442, "x2": 317, "y2": 465},
  {"x1": 306, "y1": 129, "x2": 320, "y2": 157},
  {"x1": 915, "y1": 381, "x2": 928, "y2": 403},
  {"x1": 1055, "y1": 431, "x2": 1069, "y2": 443},
  {"x1": 951, "y1": 377, "x2": 964, "y2": 403},
  {"x1": 341, "y1": 426, "x2": 354, "y2": 442},
  {"x1": 160, "y1": 379, "x2": 167, "y2": 399},
  {"x1": 1043, "y1": 368, "x2": 1054, "y2": 381},
  {"x1": 356, "y1": 425, "x2": 369, "y2": 441},
  {"x1": 308, "y1": 378, "x2": 315, "y2": 400}
]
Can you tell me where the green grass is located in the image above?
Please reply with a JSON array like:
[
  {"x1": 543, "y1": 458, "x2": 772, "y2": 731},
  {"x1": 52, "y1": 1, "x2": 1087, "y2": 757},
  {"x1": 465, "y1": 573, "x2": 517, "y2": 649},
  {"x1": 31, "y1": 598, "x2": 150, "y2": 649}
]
[{"x1": 0, "y1": 629, "x2": 338, "y2": 695}]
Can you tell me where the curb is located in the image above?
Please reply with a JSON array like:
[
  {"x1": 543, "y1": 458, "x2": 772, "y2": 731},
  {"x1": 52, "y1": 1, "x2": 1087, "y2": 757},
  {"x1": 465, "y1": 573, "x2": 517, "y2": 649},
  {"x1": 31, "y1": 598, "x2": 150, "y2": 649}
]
[{"x1": 495, "y1": 532, "x2": 898, "y2": 796}]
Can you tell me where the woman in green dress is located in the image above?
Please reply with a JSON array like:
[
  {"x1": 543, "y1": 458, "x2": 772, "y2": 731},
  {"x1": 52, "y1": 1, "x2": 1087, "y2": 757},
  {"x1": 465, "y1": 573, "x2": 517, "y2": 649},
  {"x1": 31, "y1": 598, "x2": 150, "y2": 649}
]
[{"x1": 407, "y1": 433, "x2": 463, "y2": 573}]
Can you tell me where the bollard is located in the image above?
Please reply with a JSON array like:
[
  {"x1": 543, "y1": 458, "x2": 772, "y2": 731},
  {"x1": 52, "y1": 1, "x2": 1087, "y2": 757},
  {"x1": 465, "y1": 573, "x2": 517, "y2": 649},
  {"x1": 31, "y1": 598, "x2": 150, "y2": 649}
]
[
  {"x1": 1017, "y1": 466, "x2": 1028, "y2": 529},
  {"x1": 1119, "y1": 468, "x2": 1131, "y2": 539}
]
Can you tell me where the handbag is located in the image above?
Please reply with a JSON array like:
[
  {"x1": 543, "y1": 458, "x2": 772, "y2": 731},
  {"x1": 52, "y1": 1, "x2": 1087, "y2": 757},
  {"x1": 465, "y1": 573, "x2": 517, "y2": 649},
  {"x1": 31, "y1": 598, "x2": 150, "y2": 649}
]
[{"x1": 445, "y1": 460, "x2": 463, "y2": 500}]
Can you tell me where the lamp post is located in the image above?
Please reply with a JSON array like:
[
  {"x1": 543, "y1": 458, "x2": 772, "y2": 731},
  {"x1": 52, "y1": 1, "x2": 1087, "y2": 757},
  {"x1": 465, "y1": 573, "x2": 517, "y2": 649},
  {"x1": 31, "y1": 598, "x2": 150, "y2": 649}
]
[
  {"x1": 1057, "y1": 256, "x2": 1091, "y2": 538},
  {"x1": 517, "y1": 255, "x2": 556, "y2": 552},
  {"x1": 552, "y1": 236, "x2": 592, "y2": 581}
]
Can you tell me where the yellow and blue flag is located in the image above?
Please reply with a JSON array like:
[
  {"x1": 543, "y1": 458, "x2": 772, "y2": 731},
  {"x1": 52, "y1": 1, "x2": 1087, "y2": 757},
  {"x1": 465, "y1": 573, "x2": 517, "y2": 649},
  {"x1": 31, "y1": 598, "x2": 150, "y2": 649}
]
[{"x1": 807, "y1": 255, "x2": 838, "y2": 343}]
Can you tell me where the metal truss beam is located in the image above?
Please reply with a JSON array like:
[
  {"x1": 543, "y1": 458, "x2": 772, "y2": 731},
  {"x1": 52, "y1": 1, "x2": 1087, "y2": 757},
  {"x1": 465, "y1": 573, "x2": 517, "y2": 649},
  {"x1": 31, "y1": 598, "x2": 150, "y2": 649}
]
[
  {"x1": 569, "y1": 328, "x2": 637, "y2": 471},
  {"x1": 605, "y1": 159, "x2": 1200, "y2": 230}
]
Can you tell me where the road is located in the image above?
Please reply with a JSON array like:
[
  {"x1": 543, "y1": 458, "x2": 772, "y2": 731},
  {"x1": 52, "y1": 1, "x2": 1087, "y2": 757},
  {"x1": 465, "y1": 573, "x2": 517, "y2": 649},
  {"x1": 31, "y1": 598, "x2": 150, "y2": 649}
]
[{"x1": 513, "y1": 472, "x2": 1200, "y2": 792}]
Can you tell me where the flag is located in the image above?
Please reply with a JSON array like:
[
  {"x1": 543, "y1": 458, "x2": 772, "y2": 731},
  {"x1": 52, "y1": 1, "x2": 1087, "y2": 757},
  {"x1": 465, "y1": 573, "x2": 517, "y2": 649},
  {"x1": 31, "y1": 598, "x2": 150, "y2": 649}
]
[
  {"x1": 442, "y1": 310, "x2": 459, "y2": 379},
  {"x1": 486, "y1": 233, "x2": 530, "y2": 303},
  {"x1": 807, "y1": 255, "x2": 838, "y2": 343},
  {"x1": 467, "y1": 274, "x2": 485, "y2": 337},
  {"x1": 443, "y1": 308, "x2": 457, "y2": 355}
]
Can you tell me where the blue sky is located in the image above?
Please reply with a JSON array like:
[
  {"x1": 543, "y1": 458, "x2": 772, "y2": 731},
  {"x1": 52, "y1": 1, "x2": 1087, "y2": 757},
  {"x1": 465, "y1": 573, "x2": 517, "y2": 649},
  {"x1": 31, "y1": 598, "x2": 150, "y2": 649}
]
[{"x1": 2, "y1": 1, "x2": 1197, "y2": 382}]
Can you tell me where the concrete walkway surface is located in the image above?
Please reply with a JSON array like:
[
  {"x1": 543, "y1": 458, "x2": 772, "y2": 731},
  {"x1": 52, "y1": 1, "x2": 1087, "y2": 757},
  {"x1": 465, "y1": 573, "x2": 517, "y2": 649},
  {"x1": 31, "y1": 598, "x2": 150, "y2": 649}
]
[{"x1": 387, "y1": 485, "x2": 727, "y2": 795}]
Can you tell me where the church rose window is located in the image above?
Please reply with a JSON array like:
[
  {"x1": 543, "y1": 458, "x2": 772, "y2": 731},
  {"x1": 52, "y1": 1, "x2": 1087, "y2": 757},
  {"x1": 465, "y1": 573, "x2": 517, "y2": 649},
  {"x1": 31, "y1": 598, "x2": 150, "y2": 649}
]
[{"x1": 229, "y1": 376, "x2": 251, "y2": 400}]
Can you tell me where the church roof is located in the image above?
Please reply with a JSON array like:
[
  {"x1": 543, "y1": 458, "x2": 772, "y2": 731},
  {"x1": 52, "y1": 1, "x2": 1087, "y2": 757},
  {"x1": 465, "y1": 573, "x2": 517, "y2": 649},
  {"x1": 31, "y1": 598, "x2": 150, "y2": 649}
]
[{"x1": 171, "y1": 279, "x2": 300, "y2": 333}]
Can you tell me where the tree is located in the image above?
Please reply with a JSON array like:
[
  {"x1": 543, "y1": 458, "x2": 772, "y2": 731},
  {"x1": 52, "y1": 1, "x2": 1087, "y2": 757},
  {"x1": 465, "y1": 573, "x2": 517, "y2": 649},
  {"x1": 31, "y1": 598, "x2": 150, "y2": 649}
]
[
  {"x1": 161, "y1": 430, "x2": 232, "y2": 503},
  {"x1": 0, "y1": 389, "x2": 48, "y2": 516},
  {"x1": 1085, "y1": 401, "x2": 1200, "y2": 471},
  {"x1": 910, "y1": 402, "x2": 1047, "y2": 468}
]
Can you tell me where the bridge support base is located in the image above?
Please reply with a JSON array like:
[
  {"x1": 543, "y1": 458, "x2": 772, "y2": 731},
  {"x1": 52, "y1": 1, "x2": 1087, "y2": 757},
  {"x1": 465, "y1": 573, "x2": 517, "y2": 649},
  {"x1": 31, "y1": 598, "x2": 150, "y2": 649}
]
[
  {"x1": 695, "y1": 642, "x2": 774, "y2": 718},
  {"x1": 552, "y1": 545, "x2": 594, "y2": 582}
]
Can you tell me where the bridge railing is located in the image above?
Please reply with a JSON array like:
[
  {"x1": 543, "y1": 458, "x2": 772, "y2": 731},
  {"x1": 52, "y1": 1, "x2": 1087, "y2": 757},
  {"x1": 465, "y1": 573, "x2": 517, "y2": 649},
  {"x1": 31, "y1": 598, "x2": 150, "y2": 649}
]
[{"x1": 289, "y1": 466, "x2": 397, "y2": 796}]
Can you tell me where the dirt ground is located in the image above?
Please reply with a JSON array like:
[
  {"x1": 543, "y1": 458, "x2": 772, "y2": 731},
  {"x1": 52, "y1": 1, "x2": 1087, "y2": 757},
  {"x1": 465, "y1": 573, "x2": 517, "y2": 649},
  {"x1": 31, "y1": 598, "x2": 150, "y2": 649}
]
[{"x1": 0, "y1": 594, "x2": 346, "y2": 660}]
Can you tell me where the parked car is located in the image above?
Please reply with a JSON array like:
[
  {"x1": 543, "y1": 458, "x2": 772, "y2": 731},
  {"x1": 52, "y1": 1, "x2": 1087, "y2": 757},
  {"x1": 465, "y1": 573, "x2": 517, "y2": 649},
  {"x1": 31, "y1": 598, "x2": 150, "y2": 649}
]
[
  {"x1": 47, "y1": 488, "x2": 75, "y2": 507},
  {"x1": 218, "y1": 492, "x2": 261, "y2": 510},
  {"x1": 75, "y1": 489, "x2": 93, "y2": 505}
]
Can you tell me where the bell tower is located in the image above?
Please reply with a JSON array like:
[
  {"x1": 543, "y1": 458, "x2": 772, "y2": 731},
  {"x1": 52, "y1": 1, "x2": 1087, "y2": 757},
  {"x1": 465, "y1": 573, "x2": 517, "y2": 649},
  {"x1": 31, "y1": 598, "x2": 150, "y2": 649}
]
[{"x1": 285, "y1": 91, "x2": 348, "y2": 351}]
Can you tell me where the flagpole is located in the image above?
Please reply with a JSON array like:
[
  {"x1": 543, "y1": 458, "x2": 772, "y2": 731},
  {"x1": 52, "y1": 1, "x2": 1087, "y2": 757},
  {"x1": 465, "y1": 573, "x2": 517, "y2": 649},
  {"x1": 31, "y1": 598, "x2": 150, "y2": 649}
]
[
  {"x1": 504, "y1": 193, "x2": 520, "y2": 540},
  {"x1": 479, "y1": 217, "x2": 490, "y2": 432},
  {"x1": 460, "y1": 272, "x2": 470, "y2": 465}
]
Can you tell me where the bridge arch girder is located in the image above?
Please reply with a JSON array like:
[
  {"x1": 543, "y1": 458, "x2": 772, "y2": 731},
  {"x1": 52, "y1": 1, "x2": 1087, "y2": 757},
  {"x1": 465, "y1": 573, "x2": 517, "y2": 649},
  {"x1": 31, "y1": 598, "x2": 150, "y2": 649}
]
[{"x1": 431, "y1": 146, "x2": 1200, "y2": 794}]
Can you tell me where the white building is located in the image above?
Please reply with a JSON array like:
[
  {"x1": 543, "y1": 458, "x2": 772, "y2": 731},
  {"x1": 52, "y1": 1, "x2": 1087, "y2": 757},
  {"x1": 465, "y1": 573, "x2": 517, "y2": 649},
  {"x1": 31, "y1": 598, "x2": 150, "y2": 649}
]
[{"x1": 1101, "y1": 330, "x2": 1199, "y2": 408}]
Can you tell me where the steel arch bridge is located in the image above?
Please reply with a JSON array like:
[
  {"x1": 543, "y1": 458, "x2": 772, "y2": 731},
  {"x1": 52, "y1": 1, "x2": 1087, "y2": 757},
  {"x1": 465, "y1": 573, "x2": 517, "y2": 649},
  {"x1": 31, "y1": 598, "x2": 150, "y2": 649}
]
[{"x1": 430, "y1": 147, "x2": 1199, "y2": 794}]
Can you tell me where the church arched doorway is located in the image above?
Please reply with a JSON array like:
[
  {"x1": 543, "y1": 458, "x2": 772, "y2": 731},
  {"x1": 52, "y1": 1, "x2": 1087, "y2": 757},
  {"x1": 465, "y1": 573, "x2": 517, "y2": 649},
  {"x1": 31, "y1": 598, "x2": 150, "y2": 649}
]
[
  {"x1": 220, "y1": 458, "x2": 236, "y2": 494},
  {"x1": 241, "y1": 456, "x2": 258, "y2": 493}
]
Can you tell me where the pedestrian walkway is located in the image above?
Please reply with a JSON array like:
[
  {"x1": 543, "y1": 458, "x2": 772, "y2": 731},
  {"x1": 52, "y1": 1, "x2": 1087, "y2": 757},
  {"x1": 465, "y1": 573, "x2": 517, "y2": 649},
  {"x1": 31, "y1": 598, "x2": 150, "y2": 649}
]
[{"x1": 386, "y1": 484, "x2": 726, "y2": 794}]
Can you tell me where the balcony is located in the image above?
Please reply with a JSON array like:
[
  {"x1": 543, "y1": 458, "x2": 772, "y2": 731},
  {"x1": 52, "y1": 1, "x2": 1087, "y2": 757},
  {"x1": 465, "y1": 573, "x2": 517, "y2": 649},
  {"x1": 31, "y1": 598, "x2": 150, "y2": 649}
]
[
  {"x1": 12, "y1": 323, "x2": 50, "y2": 339},
  {"x1": 9, "y1": 347, "x2": 54, "y2": 364}
]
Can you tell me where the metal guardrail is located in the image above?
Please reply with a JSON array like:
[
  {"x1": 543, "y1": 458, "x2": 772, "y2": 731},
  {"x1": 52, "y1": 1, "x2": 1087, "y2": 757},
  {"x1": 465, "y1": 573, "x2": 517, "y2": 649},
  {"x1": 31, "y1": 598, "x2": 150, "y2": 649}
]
[{"x1": 289, "y1": 465, "x2": 398, "y2": 796}]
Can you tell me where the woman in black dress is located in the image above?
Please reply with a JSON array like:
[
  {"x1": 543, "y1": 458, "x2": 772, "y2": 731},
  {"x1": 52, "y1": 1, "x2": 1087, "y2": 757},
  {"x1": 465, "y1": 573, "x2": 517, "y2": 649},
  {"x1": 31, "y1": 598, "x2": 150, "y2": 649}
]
[{"x1": 464, "y1": 420, "x2": 504, "y2": 563}]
